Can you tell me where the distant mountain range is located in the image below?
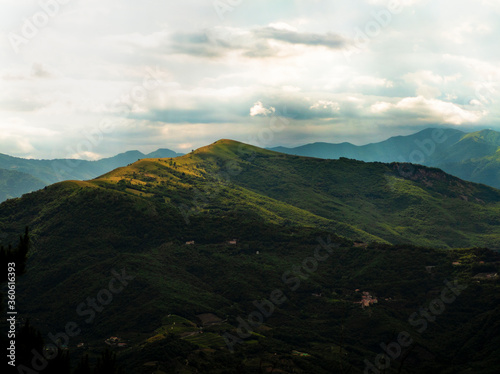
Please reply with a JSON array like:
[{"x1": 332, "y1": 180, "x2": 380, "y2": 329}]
[
  {"x1": 2, "y1": 127, "x2": 499, "y2": 203},
  {"x1": 270, "y1": 128, "x2": 500, "y2": 189},
  {"x1": 0, "y1": 169, "x2": 46, "y2": 202},
  {"x1": 0, "y1": 148, "x2": 184, "y2": 202}
]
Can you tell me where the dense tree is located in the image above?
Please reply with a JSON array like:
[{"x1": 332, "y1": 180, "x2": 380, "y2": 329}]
[
  {"x1": 0, "y1": 226, "x2": 30, "y2": 281},
  {"x1": 93, "y1": 349, "x2": 123, "y2": 374},
  {"x1": 73, "y1": 354, "x2": 91, "y2": 374}
]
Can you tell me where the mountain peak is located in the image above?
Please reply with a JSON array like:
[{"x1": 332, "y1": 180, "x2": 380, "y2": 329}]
[
  {"x1": 146, "y1": 148, "x2": 184, "y2": 158},
  {"x1": 192, "y1": 139, "x2": 275, "y2": 159},
  {"x1": 214, "y1": 139, "x2": 241, "y2": 144}
]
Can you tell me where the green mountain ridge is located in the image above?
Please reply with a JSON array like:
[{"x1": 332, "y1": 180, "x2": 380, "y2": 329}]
[
  {"x1": 270, "y1": 128, "x2": 500, "y2": 189},
  {"x1": 0, "y1": 168, "x2": 46, "y2": 202},
  {"x1": 0, "y1": 148, "x2": 184, "y2": 203}
]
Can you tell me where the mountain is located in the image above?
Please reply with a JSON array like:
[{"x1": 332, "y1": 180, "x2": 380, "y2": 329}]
[
  {"x1": 269, "y1": 128, "x2": 465, "y2": 162},
  {"x1": 145, "y1": 148, "x2": 184, "y2": 158},
  {"x1": 0, "y1": 168, "x2": 46, "y2": 202},
  {"x1": 84, "y1": 139, "x2": 500, "y2": 249},
  {"x1": 435, "y1": 130, "x2": 500, "y2": 188},
  {"x1": 270, "y1": 128, "x2": 500, "y2": 188},
  {"x1": 1, "y1": 140, "x2": 499, "y2": 373},
  {"x1": 0, "y1": 148, "x2": 184, "y2": 202}
]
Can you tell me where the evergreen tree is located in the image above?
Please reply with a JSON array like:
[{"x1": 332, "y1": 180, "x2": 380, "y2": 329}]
[
  {"x1": 45, "y1": 349, "x2": 71, "y2": 374},
  {"x1": 74, "y1": 354, "x2": 91, "y2": 374},
  {"x1": 15, "y1": 319, "x2": 44, "y2": 369},
  {"x1": 0, "y1": 226, "x2": 30, "y2": 281},
  {"x1": 2, "y1": 229, "x2": 71, "y2": 373},
  {"x1": 93, "y1": 349, "x2": 123, "y2": 374}
]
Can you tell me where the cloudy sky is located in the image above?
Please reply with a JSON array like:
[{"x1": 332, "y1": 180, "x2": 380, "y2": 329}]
[{"x1": 1, "y1": 0, "x2": 499, "y2": 159}]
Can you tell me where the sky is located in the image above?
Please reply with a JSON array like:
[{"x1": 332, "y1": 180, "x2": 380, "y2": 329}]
[{"x1": 1, "y1": 0, "x2": 499, "y2": 159}]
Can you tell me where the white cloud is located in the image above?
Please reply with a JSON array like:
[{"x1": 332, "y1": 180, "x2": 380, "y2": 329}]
[
  {"x1": 268, "y1": 22, "x2": 297, "y2": 32},
  {"x1": 365, "y1": 0, "x2": 427, "y2": 7},
  {"x1": 68, "y1": 151, "x2": 103, "y2": 160},
  {"x1": 370, "y1": 96, "x2": 485, "y2": 125},
  {"x1": 444, "y1": 22, "x2": 492, "y2": 44},
  {"x1": 403, "y1": 70, "x2": 464, "y2": 99},
  {"x1": 350, "y1": 76, "x2": 393, "y2": 88},
  {"x1": 442, "y1": 54, "x2": 500, "y2": 79},
  {"x1": 250, "y1": 101, "x2": 275, "y2": 117},
  {"x1": 103, "y1": 30, "x2": 170, "y2": 52},
  {"x1": 404, "y1": 70, "x2": 444, "y2": 85},
  {"x1": 310, "y1": 100, "x2": 340, "y2": 111}
]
